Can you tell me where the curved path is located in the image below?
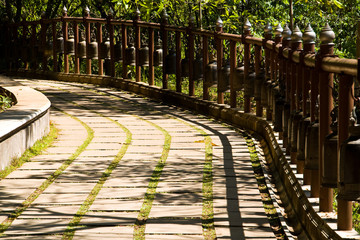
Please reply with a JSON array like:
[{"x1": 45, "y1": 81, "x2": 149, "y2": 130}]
[{"x1": 0, "y1": 78, "x2": 283, "y2": 239}]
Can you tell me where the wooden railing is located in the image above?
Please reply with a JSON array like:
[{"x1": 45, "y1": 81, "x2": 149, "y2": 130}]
[{"x1": 2, "y1": 7, "x2": 360, "y2": 234}]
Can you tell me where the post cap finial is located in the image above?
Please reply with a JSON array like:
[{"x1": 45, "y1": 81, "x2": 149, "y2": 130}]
[
  {"x1": 274, "y1": 23, "x2": 283, "y2": 37},
  {"x1": 264, "y1": 21, "x2": 272, "y2": 34},
  {"x1": 108, "y1": 8, "x2": 114, "y2": 17},
  {"x1": 135, "y1": 7, "x2": 140, "y2": 17},
  {"x1": 84, "y1": 6, "x2": 90, "y2": 15},
  {"x1": 216, "y1": 16, "x2": 223, "y2": 28},
  {"x1": 243, "y1": 18, "x2": 251, "y2": 31},
  {"x1": 320, "y1": 22, "x2": 335, "y2": 44},
  {"x1": 63, "y1": 6, "x2": 67, "y2": 15},
  {"x1": 291, "y1": 25, "x2": 303, "y2": 43},
  {"x1": 282, "y1": 23, "x2": 292, "y2": 40},
  {"x1": 162, "y1": 9, "x2": 169, "y2": 21},
  {"x1": 303, "y1": 23, "x2": 316, "y2": 44}
]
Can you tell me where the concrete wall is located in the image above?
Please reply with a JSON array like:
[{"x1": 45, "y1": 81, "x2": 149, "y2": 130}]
[{"x1": 0, "y1": 76, "x2": 50, "y2": 170}]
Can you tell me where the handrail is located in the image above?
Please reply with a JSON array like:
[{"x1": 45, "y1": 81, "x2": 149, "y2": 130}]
[{"x1": 2, "y1": 11, "x2": 360, "y2": 239}]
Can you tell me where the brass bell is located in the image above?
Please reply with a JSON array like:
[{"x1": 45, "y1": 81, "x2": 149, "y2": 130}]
[
  {"x1": 339, "y1": 126, "x2": 360, "y2": 200},
  {"x1": 114, "y1": 41, "x2": 122, "y2": 61},
  {"x1": 234, "y1": 65, "x2": 244, "y2": 91},
  {"x1": 21, "y1": 38, "x2": 30, "y2": 62},
  {"x1": 164, "y1": 49, "x2": 176, "y2": 75},
  {"x1": 55, "y1": 34, "x2": 64, "y2": 54},
  {"x1": 43, "y1": 41, "x2": 53, "y2": 57},
  {"x1": 322, "y1": 132, "x2": 338, "y2": 188},
  {"x1": 273, "y1": 90, "x2": 284, "y2": 132},
  {"x1": 282, "y1": 103, "x2": 290, "y2": 151},
  {"x1": 304, "y1": 122, "x2": 319, "y2": 171},
  {"x1": 139, "y1": 44, "x2": 149, "y2": 66},
  {"x1": 87, "y1": 38, "x2": 98, "y2": 59},
  {"x1": 181, "y1": 56, "x2": 189, "y2": 77},
  {"x1": 193, "y1": 55, "x2": 203, "y2": 80},
  {"x1": 254, "y1": 73, "x2": 264, "y2": 101},
  {"x1": 297, "y1": 116, "x2": 311, "y2": 166},
  {"x1": 290, "y1": 112, "x2": 302, "y2": 154},
  {"x1": 99, "y1": 37, "x2": 110, "y2": 59},
  {"x1": 261, "y1": 80, "x2": 268, "y2": 107},
  {"x1": 124, "y1": 43, "x2": 135, "y2": 66},
  {"x1": 244, "y1": 68, "x2": 255, "y2": 97},
  {"x1": 205, "y1": 60, "x2": 217, "y2": 87},
  {"x1": 65, "y1": 35, "x2": 75, "y2": 56},
  {"x1": 153, "y1": 43, "x2": 163, "y2": 66},
  {"x1": 218, "y1": 60, "x2": 230, "y2": 92},
  {"x1": 77, "y1": 34, "x2": 86, "y2": 58}
]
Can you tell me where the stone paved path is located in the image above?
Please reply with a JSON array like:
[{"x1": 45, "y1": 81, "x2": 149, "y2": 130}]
[{"x1": 0, "y1": 78, "x2": 278, "y2": 239}]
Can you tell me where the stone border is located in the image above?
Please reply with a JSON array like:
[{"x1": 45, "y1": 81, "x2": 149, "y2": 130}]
[
  {"x1": 0, "y1": 75, "x2": 51, "y2": 170},
  {"x1": 6, "y1": 70, "x2": 342, "y2": 240}
]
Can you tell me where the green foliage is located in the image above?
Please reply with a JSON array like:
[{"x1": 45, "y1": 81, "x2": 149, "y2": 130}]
[{"x1": 0, "y1": 94, "x2": 13, "y2": 112}]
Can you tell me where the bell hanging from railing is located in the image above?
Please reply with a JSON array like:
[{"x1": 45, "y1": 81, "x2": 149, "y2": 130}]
[
  {"x1": 139, "y1": 44, "x2": 149, "y2": 66},
  {"x1": 304, "y1": 122, "x2": 319, "y2": 171},
  {"x1": 338, "y1": 105, "x2": 360, "y2": 200},
  {"x1": 297, "y1": 115, "x2": 311, "y2": 168},
  {"x1": 77, "y1": 33, "x2": 86, "y2": 58},
  {"x1": 99, "y1": 37, "x2": 110, "y2": 59},
  {"x1": 165, "y1": 49, "x2": 176, "y2": 74},
  {"x1": 181, "y1": 55, "x2": 189, "y2": 77},
  {"x1": 114, "y1": 39, "x2": 122, "y2": 62},
  {"x1": 283, "y1": 103, "x2": 291, "y2": 152},
  {"x1": 321, "y1": 106, "x2": 338, "y2": 188},
  {"x1": 65, "y1": 34, "x2": 75, "y2": 56},
  {"x1": 273, "y1": 88, "x2": 284, "y2": 132},
  {"x1": 234, "y1": 65, "x2": 244, "y2": 91},
  {"x1": 21, "y1": 37, "x2": 30, "y2": 62},
  {"x1": 205, "y1": 59, "x2": 217, "y2": 87},
  {"x1": 153, "y1": 43, "x2": 163, "y2": 66},
  {"x1": 244, "y1": 68, "x2": 255, "y2": 97},
  {"x1": 87, "y1": 35, "x2": 98, "y2": 59},
  {"x1": 34, "y1": 43, "x2": 43, "y2": 63},
  {"x1": 218, "y1": 60, "x2": 230, "y2": 92},
  {"x1": 193, "y1": 54, "x2": 203, "y2": 80},
  {"x1": 55, "y1": 33, "x2": 64, "y2": 54},
  {"x1": 43, "y1": 40, "x2": 53, "y2": 57},
  {"x1": 124, "y1": 43, "x2": 136, "y2": 66},
  {"x1": 254, "y1": 71, "x2": 264, "y2": 102},
  {"x1": 290, "y1": 112, "x2": 302, "y2": 157}
]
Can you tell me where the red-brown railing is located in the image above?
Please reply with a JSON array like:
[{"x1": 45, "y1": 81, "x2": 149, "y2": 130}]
[{"x1": 2, "y1": 7, "x2": 360, "y2": 235}]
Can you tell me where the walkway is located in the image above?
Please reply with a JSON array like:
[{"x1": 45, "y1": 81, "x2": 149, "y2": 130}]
[{"x1": 0, "y1": 78, "x2": 281, "y2": 239}]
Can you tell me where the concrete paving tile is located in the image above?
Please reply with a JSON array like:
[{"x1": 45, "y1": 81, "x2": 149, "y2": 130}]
[
  {"x1": 102, "y1": 177, "x2": 151, "y2": 187},
  {"x1": 44, "y1": 147, "x2": 79, "y2": 154},
  {"x1": 149, "y1": 206, "x2": 202, "y2": 218},
  {"x1": 89, "y1": 199, "x2": 142, "y2": 211},
  {"x1": 144, "y1": 234, "x2": 204, "y2": 240},
  {"x1": 19, "y1": 162, "x2": 63, "y2": 170},
  {"x1": 5, "y1": 170, "x2": 53, "y2": 179},
  {"x1": 18, "y1": 205, "x2": 81, "y2": 219},
  {"x1": 73, "y1": 226, "x2": 134, "y2": 236},
  {"x1": 79, "y1": 211, "x2": 137, "y2": 226},
  {"x1": 145, "y1": 219, "x2": 202, "y2": 234},
  {"x1": 32, "y1": 193, "x2": 88, "y2": 205},
  {"x1": 153, "y1": 192, "x2": 202, "y2": 205},
  {"x1": 42, "y1": 182, "x2": 96, "y2": 194},
  {"x1": 96, "y1": 188, "x2": 147, "y2": 199},
  {"x1": 156, "y1": 182, "x2": 202, "y2": 193},
  {"x1": 0, "y1": 179, "x2": 44, "y2": 189},
  {"x1": 5, "y1": 218, "x2": 70, "y2": 235}
]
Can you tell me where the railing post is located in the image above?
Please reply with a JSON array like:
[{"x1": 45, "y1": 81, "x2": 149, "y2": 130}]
[
  {"x1": 74, "y1": 21, "x2": 80, "y2": 74},
  {"x1": 290, "y1": 25, "x2": 302, "y2": 165},
  {"x1": 161, "y1": 10, "x2": 169, "y2": 89},
  {"x1": 31, "y1": 24, "x2": 37, "y2": 70},
  {"x1": 243, "y1": 19, "x2": 251, "y2": 112},
  {"x1": 175, "y1": 31, "x2": 182, "y2": 92},
  {"x1": 96, "y1": 22, "x2": 103, "y2": 75},
  {"x1": 263, "y1": 22, "x2": 272, "y2": 118},
  {"x1": 62, "y1": 7, "x2": 69, "y2": 74},
  {"x1": 107, "y1": 9, "x2": 115, "y2": 77},
  {"x1": 188, "y1": 16, "x2": 195, "y2": 96},
  {"x1": 318, "y1": 22, "x2": 335, "y2": 213},
  {"x1": 134, "y1": 8, "x2": 141, "y2": 82},
  {"x1": 255, "y1": 45, "x2": 262, "y2": 116},
  {"x1": 121, "y1": 23, "x2": 127, "y2": 79},
  {"x1": 273, "y1": 24, "x2": 284, "y2": 132},
  {"x1": 52, "y1": 21, "x2": 58, "y2": 72},
  {"x1": 84, "y1": 6, "x2": 91, "y2": 75},
  {"x1": 40, "y1": 13, "x2": 48, "y2": 70},
  {"x1": 216, "y1": 17, "x2": 224, "y2": 104},
  {"x1": 148, "y1": 26, "x2": 154, "y2": 85},
  {"x1": 229, "y1": 40, "x2": 236, "y2": 108},
  {"x1": 337, "y1": 74, "x2": 354, "y2": 230},
  {"x1": 22, "y1": 22, "x2": 28, "y2": 69},
  {"x1": 202, "y1": 35, "x2": 209, "y2": 100}
]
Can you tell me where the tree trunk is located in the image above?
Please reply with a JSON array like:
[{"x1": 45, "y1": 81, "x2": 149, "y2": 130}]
[{"x1": 289, "y1": 0, "x2": 293, "y2": 30}]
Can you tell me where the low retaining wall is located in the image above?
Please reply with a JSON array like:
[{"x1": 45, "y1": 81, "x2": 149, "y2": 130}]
[
  {"x1": 0, "y1": 75, "x2": 50, "y2": 170},
  {"x1": 7, "y1": 70, "x2": 343, "y2": 239}
]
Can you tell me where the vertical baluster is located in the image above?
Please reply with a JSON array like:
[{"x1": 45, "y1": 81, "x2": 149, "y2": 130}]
[
  {"x1": 188, "y1": 16, "x2": 195, "y2": 96},
  {"x1": 243, "y1": 19, "x2": 251, "y2": 112},
  {"x1": 52, "y1": 21, "x2": 57, "y2": 72},
  {"x1": 202, "y1": 35, "x2": 209, "y2": 100},
  {"x1": 97, "y1": 22, "x2": 103, "y2": 75},
  {"x1": 62, "y1": 7, "x2": 69, "y2": 74},
  {"x1": 229, "y1": 40, "x2": 236, "y2": 108},
  {"x1": 74, "y1": 21, "x2": 80, "y2": 74},
  {"x1": 175, "y1": 31, "x2": 181, "y2": 92},
  {"x1": 84, "y1": 7, "x2": 91, "y2": 75},
  {"x1": 41, "y1": 14, "x2": 48, "y2": 70},
  {"x1": 148, "y1": 26, "x2": 154, "y2": 85},
  {"x1": 337, "y1": 74, "x2": 354, "y2": 230},
  {"x1": 107, "y1": 10, "x2": 115, "y2": 77},
  {"x1": 121, "y1": 24, "x2": 127, "y2": 79},
  {"x1": 134, "y1": 8, "x2": 141, "y2": 82},
  {"x1": 255, "y1": 45, "x2": 262, "y2": 117},
  {"x1": 161, "y1": 10, "x2": 168, "y2": 89}
]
